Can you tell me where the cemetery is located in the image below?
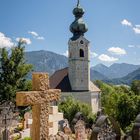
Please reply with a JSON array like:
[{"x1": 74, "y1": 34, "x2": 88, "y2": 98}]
[
  {"x1": 0, "y1": 0, "x2": 140, "y2": 140},
  {"x1": 0, "y1": 72, "x2": 140, "y2": 140}
]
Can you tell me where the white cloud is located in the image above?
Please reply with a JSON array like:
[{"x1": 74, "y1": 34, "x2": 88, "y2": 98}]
[
  {"x1": 135, "y1": 25, "x2": 140, "y2": 28},
  {"x1": 63, "y1": 50, "x2": 68, "y2": 57},
  {"x1": 128, "y1": 45, "x2": 135, "y2": 48},
  {"x1": 108, "y1": 47, "x2": 126, "y2": 55},
  {"x1": 133, "y1": 27, "x2": 140, "y2": 34},
  {"x1": 98, "y1": 54, "x2": 119, "y2": 62},
  {"x1": 37, "y1": 36, "x2": 45, "y2": 40},
  {"x1": 121, "y1": 19, "x2": 132, "y2": 27},
  {"x1": 16, "y1": 37, "x2": 31, "y2": 45},
  {"x1": 28, "y1": 31, "x2": 45, "y2": 40},
  {"x1": 90, "y1": 51, "x2": 98, "y2": 58},
  {"x1": 0, "y1": 32, "x2": 14, "y2": 48},
  {"x1": 28, "y1": 31, "x2": 38, "y2": 37}
]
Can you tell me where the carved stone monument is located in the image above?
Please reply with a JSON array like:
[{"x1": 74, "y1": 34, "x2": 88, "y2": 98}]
[
  {"x1": 74, "y1": 120, "x2": 87, "y2": 140},
  {"x1": 49, "y1": 106, "x2": 63, "y2": 135},
  {"x1": 24, "y1": 112, "x2": 32, "y2": 129},
  {"x1": 132, "y1": 114, "x2": 140, "y2": 140},
  {"x1": 90, "y1": 115, "x2": 121, "y2": 140},
  {"x1": 16, "y1": 73, "x2": 61, "y2": 140}
]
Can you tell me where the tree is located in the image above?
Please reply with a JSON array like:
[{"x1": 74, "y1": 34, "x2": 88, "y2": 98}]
[
  {"x1": 116, "y1": 93, "x2": 137, "y2": 131},
  {"x1": 131, "y1": 80, "x2": 140, "y2": 95},
  {"x1": 0, "y1": 40, "x2": 33, "y2": 102},
  {"x1": 94, "y1": 80, "x2": 140, "y2": 132}
]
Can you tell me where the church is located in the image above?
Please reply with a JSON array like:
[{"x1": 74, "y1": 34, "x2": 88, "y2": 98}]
[{"x1": 50, "y1": 1, "x2": 101, "y2": 114}]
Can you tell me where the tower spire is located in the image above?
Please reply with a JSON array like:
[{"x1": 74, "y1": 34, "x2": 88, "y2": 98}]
[
  {"x1": 77, "y1": 0, "x2": 80, "y2": 7},
  {"x1": 70, "y1": 0, "x2": 88, "y2": 40}
]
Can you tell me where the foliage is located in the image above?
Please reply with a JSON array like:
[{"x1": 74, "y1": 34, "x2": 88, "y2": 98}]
[
  {"x1": 94, "y1": 80, "x2": 140, "y2": 132},
  {"x1": 23, "y1": 137, "x2": 31, "y2": 140},
  {"x1": 13, "y1": 134, "x2": 21, "y2": 140},
  {"x1": 0, "y1": 40, "x2": 33, "y2": 102},
  {"x1": 116, "y1": 93, "x2": 136, "y2": 130},
  {"x1": 131, "y1": 80, "x2": 140, "y2": 95},
  {"x1": 58, "y1": 96, "x2": 96, "y2": 125}
]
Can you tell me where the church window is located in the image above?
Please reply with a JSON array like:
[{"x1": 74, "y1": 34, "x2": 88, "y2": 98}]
[{"x1": 80, "y1": 49, "x2": 84, "y2": 57}]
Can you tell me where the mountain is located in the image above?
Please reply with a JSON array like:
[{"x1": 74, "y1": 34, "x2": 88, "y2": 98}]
[
  {"x1": 93, "y1": 63, "x2": 140, "y2": 79},
  {"x1": 25, "y1": 50, "x2": 68, "y2": 76},
  {"x1": 25, "y1": 50, "x2": 106, "y2": 80},
  {"x1": 90, "y1": 69, "x2": 109, "y2": 81},
  {"x1": 109, "y1": 67, "x2": 140, "y2": 85},
  {"x1": 109, "y1": 63, "x2": 140, "y2": 78},
  {"x1": 24, "y1": 50, "x2": 140, "y2": 84},
  {"x1": 92, "y1": 64, "x2": 114, "y2": 79}
]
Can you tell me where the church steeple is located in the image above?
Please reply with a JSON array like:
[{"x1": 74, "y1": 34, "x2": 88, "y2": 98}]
[
  {"x1": 68, "y1": 1, "x2": 90, "y2": 91},
  {"x1": 70, "y1": 0, "x2": 88, "y2": 40}
]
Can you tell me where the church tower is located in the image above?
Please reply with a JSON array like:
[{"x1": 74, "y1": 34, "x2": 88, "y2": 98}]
[{"x1": 68, "y1": 1, "x2": 90, "y2": 91}]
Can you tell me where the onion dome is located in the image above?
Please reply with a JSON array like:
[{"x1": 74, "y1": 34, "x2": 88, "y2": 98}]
[{"x1": 70, "y1": 3, "x2": 88, "y2": 40}]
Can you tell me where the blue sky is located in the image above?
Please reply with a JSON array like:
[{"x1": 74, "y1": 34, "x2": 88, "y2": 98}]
[{"x1": 0, "y1": 0, "x2": 140, "y2": 66}]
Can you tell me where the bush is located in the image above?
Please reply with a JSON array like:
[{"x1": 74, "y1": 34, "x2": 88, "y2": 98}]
[
  {"x1": 23, "y1": 137, "x2": 31, "y2": 140},
  {"x1": 58, "y1": 96, "x2": 95, "y2": 126}
]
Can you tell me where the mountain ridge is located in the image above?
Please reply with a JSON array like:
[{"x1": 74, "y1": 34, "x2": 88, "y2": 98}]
[{"x1": 25, "y1": 50, "x2": 140, "y2": 84}]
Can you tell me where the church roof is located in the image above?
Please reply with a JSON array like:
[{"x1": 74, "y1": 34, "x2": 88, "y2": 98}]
[{"x1": 50, "y1": 67, "x2": 101, "y2": 92}]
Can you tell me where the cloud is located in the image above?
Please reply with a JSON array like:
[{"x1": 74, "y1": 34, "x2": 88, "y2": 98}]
[
  {"x1": 28, "y1": 31, "x2": 38, "y2": 37},
  {"x1": 135, "y1": 25, "x2": 140, "y2": 28},
  {"x1": 98, "y1": 54, "x2": 119, "y2": 62},
  {"x1": 0, "y1": 32, "x2": 14, "y2": 48},
  {"x1": 63, "y1": 50, "x2": 68, "y2": 57},
  {"x1": 16, "y1": 37, "x2": 31, "y2": 45},
  {"x1": 90, "y1": 51, "x2": 98, "y2": 58},
  {"x1": 121, "y1": 19, "x2": 132, "y2": 27},
  {"x1": 108, "y1": 47, "x2": 126, "y2": 55},
  {"x1": 128, "y1": 45, "x2": 135, "y2": 48},
  {"x1": 37, "y1": 36, "x2": 45, "y2": 40},
  {"x1": 28, "y1": 31, "x2": 45, "y2": 40},
  {"x1": 133, "y1": 27, "x2": 140, "y2": 34}
]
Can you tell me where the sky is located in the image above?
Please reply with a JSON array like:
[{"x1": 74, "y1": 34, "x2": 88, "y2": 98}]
[{"x1": 0, "y1": 0, "x2": 140, "y2": 66}]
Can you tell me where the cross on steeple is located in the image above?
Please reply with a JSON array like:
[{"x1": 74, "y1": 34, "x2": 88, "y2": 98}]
[{"x1": 77, "y1": 0, "x2": 80, "y2": 7}]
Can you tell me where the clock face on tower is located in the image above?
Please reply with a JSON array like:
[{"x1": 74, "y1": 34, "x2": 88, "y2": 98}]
[{"x1": 80, "y1": 40, "x2": 84, "y2": 44}]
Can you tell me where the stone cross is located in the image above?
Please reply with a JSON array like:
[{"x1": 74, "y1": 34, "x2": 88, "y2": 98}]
[{"x1": 16, "y1": 73, "x2": 61, "y2": 140}]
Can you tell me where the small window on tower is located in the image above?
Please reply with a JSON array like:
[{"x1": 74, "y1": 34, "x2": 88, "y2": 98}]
[{"x1": 80, "y1": 49, "x2": 84, "y2": 57}]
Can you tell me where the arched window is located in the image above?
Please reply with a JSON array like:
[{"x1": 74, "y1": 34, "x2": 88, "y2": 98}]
[{"x1": 80, "y1": 49, "x2": 84, "y2": 57}]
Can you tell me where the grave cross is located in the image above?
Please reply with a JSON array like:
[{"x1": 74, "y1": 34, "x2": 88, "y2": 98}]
[{"x1": 16, "y1": 73, "x2": 61, "y2": 140}]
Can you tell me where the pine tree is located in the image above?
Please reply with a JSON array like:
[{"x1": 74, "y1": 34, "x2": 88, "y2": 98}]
[{"x1": 0, "y1": 40, "x2": 33, "y2": 102}]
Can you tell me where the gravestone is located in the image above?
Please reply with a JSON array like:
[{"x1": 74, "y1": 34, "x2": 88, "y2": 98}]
[
  {"x1": 132, "y1": 114, "x2": 140, "y2": 140},
  {"x1": 90, "y1": 115, "x2": 121, "y2": 140},
  {"x1": 24, "y1": 112, "x2": 32, "y2": 129},
  {"x1": 74, "y1": 120, "x2": 87, "y2": 140},
  {"x1": 16, "y1": 73, "x2": 61, "y2": 140},
  {"x1": 49, "y1": 106, "x2": 63, "y2": 135},
  {"x1": 71, "y1": 112, "x2": 86, "y2": 132}
]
